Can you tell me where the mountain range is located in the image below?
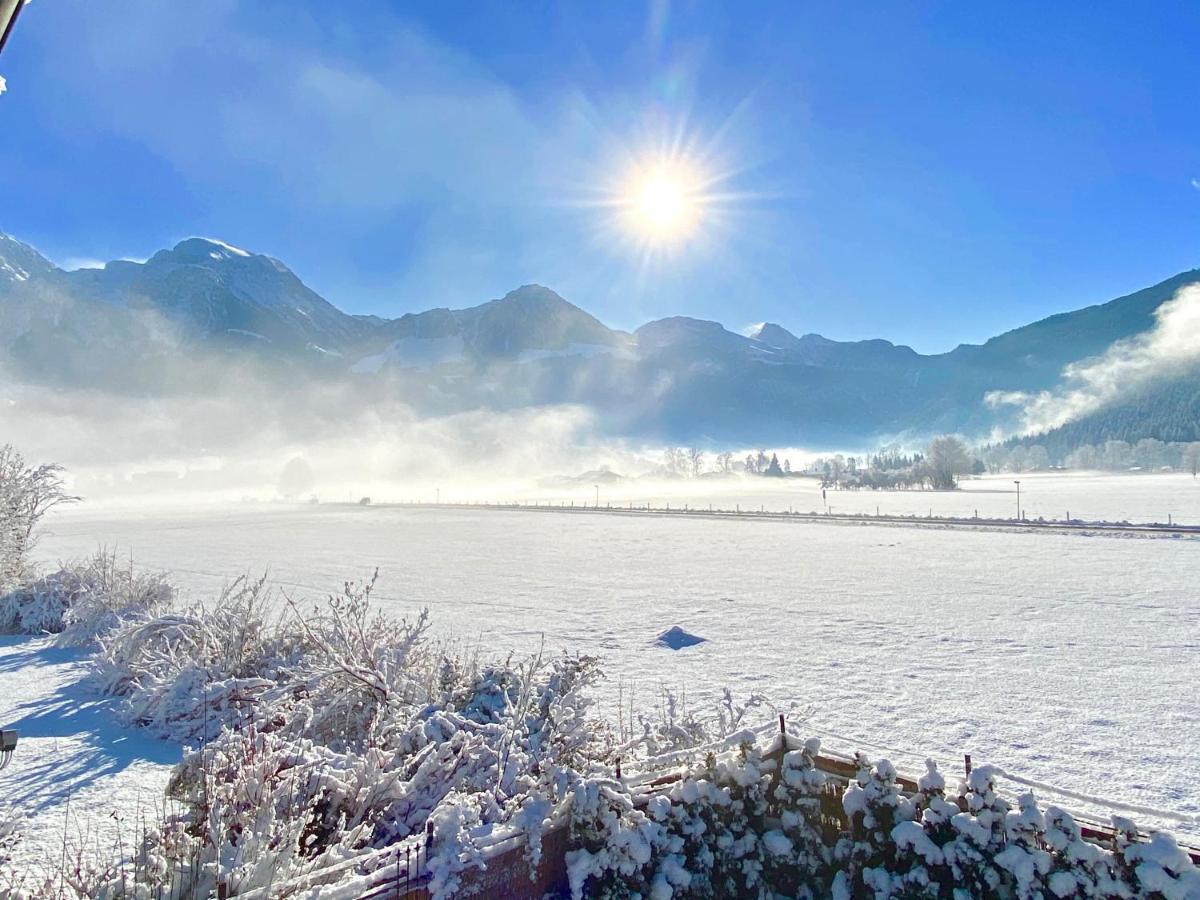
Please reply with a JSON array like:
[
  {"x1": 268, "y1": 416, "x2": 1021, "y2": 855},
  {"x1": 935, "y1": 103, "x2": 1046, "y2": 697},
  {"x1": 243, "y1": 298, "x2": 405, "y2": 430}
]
[{"x1": 2, "y1": 230, "x2": 1197, "y2": 448}]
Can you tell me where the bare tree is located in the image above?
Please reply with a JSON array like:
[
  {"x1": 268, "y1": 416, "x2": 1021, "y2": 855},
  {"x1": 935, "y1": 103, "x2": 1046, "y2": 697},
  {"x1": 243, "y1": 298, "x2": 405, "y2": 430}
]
[
  {"x1": 925, "y1": 435, "x2": 974, "y2": 490},
  {"x1": 0, "y1": 444, "x2": 79, "y2": 588},
  {"x1": 1185, "y1": 442, "x2": 1200, "y2": 479},
  {"x1": 663, "y1": 447, "x2": 686, "y2": 477},
  {"x1": 687, "y1": 447, "x2": 705, "y2": 478},
  {"x1": 715, "y1": 451, "x2": 734, "y2": 474}
]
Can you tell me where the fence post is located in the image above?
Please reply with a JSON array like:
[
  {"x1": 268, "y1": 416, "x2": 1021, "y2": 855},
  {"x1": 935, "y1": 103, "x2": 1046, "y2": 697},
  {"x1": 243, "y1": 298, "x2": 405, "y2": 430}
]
[
  {"x1": 425, "y1": 820, "x2": 434, "y2": 877},
  {"x1": 964, "y1": 754, "x2": 972, "y2": 778}
]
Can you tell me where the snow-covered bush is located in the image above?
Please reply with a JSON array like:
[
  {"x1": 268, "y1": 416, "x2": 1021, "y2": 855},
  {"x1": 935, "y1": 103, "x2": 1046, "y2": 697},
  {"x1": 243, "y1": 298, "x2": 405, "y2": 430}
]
[
  {"x1": 92, "y1": 572, "x2": 298, "y2": 741},
  {"x1": 75, "y1": 573, "x2": 618, "y2": 898},
  {"x1": 0, "y1": 548, "x2": 172, "y2": 640}
]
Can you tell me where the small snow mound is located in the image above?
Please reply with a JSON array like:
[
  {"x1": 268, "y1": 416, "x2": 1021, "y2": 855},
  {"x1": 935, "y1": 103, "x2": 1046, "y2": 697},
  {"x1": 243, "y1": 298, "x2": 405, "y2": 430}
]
[{"x1": 655, "y1": 625, "x2": 706, "y2": 650}]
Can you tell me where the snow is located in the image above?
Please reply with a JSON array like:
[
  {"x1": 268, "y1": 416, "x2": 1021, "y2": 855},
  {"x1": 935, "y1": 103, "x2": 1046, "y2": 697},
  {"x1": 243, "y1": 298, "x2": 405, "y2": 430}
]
[
  {"x1": 351, "y1": 335, "x2": 466, "y2": 373},
  {"x1": 14, "y1": 481, "x2": 1200, "y2": 863},
  {"x1": 0, "y1": 260, "x2": 28, "y2": 282},
  {"x1": 225, "y1": 328, "x2": 270, "y2": 342},
  {"x1": 307, "y1": 343, "x2": 343, "y2": 357},
  {"x1": 0, "y1": 635, "x2": 181, "y2": 872},
  {"x1": 195, "y1": 237, "x2": 251, "y2": 258}
]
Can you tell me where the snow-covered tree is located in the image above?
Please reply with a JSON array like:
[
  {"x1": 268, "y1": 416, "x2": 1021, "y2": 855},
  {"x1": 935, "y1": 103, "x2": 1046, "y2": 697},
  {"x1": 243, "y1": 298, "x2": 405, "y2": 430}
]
[{"x1": 0, "y1": 444, "x2": 78, "y2": 593}]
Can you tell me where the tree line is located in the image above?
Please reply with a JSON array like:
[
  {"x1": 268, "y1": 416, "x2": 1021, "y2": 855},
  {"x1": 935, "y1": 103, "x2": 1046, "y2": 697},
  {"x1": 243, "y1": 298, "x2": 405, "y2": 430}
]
[
  {"x1": 806, "y1": 436, "x2": 982, "y2": 491},
  {"x1": 663, "y1": 436, "x2": 983, "y2": 492},
  {"x1": 982, "y1": 438, "x2": 1200, "y2": 476},
  {"x1": 660, "y1": 447, "x2": 794, "y2": 478}
]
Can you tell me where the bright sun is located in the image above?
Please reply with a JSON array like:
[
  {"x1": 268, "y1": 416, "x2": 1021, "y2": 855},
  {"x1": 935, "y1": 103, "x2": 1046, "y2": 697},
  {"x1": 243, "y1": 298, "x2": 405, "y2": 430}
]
[{"x1": 622, "y1": 161, "x2": 704, "y2": 242}]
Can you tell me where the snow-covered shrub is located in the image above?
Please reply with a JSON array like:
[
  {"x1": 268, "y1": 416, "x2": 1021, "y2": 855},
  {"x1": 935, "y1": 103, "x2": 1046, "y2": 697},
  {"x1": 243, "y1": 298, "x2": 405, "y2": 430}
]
[
  {"x1": 613, "y1": 686, "x2": 771, "y2": 765},
  {"x1": 55, "y1": 549, "x2": 176, "y2": 646},
  {"x1": 0, "y1": 548, "x2": 173, "y2": 640},
  {"x1": 0, "y1": 568, "x2": 72, "y2": 634},
  {"x1": 0, "y1": 801, "x2": 22, "y2": 868},
  {"x1": 78, "y1": 572, "x2": 616, "y2": 899},
  {"x1": 92, "y1": 573, "x2": 302, "y2": 742}
]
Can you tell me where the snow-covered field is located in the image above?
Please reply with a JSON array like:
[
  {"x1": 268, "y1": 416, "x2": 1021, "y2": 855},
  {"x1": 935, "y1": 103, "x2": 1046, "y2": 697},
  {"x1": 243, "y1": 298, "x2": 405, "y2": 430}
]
[{"x1": 5, "y1": 473, "x2": 1199, "y2": 869}]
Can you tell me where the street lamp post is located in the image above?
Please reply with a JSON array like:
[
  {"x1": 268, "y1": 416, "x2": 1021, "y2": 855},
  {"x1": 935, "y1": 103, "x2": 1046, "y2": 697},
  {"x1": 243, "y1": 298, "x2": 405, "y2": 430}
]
[
  {"x1": 1013, "y1": 479, "x2": 1021, "y2": 520},
  {"x1": 594, "y1": 484, "x2": 599, "y2": 508}
]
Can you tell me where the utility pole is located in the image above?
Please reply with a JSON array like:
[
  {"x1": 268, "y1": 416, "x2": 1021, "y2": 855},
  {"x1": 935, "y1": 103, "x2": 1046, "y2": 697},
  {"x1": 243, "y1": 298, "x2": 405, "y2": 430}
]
[
  {"x1": 1013, "y1": 479, "x2": 1021, "y2": 520},
  {"x1": 594, "y1": 484, "x2": 599, "y2": 508}
]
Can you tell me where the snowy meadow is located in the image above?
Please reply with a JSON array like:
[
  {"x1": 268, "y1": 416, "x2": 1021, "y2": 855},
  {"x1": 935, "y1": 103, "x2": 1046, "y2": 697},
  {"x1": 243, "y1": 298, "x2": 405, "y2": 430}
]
[
  {"x1": 28, "y1": 496, "x2": 1200, "y2": 801},
  {"x1": 2, "y1": 470, "x2": 1199, "y2": 895}
]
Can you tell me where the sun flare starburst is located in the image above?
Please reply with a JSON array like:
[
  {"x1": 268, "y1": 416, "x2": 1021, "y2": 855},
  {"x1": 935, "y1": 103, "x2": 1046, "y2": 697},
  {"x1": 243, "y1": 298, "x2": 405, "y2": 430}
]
[
  {"x1": 623, "y1": 161, "x2": 705, "y2": 241},
  {"x1": 566, "y1": 118, "x2": 760, "y2": 272}
]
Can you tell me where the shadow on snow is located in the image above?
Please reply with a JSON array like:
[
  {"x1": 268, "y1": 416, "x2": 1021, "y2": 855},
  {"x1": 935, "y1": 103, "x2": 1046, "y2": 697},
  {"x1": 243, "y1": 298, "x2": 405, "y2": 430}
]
[{"x1": 0, "y1": 636, "x2": 180, "y2": 811}]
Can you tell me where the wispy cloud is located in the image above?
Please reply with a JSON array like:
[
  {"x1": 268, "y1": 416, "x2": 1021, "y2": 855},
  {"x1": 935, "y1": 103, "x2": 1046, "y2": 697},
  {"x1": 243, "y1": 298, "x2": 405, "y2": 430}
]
[
  {"x1": 46, "y1": 3, "x2": 547, "y2": 215},
  {"x1": 986, "y1": 283, "x2": 1200, "y2": 434},
  {"x1": 1192, "y1": 177, "x2": 1200, "y2": 191},
  {"x1": 59, "y1": 255, "x2": 148, "y2": 270},
  {"x1": 60, "y1": 257, "x2": 107, "y2": 271}
]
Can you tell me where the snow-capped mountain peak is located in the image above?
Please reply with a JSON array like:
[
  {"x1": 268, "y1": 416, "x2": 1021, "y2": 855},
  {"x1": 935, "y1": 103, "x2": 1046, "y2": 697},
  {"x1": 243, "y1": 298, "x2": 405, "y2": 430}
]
[
  {"x1": 0, "y1": 231, "x2": 58, "y2": 286},
  {"x1": 749, "y1": 322, "x2": 802, "y2": 350}
]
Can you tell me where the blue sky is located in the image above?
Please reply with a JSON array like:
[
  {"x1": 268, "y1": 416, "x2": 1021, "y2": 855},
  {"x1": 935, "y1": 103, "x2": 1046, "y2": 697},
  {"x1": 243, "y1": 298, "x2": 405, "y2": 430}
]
[{"x1": 1, "y1": 0, "x2": 1198, "y2": 352}]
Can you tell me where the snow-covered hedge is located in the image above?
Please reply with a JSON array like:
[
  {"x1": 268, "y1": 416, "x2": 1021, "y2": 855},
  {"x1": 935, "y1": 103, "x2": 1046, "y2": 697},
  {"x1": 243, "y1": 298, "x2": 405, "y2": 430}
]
[
  {"x1": 0, "y1": 549, "x2": 173, "y2": 642},
  {"x1": 567, "y1": 739, "x2": 1200, "y2": 899}
]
